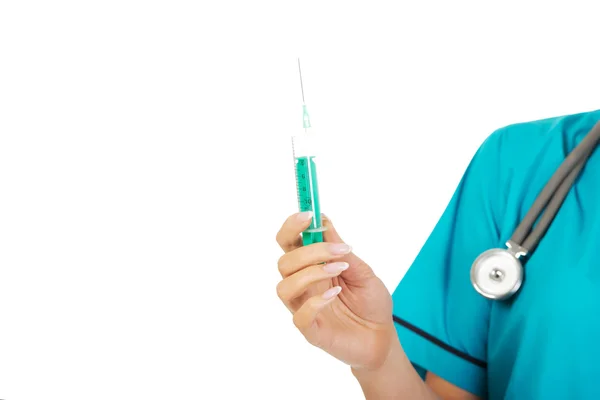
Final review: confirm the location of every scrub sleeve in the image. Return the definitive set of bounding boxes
[391,130,506,397]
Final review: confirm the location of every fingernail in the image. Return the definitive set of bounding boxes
[330,243,352,255]
[323,262,349,274]
[322,286,342,300]
[297,211,313,222]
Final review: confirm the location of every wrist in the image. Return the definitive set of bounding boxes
[351,328,405,379]
[351,328,428,399]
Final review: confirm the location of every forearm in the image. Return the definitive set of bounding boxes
[351,334,440,400]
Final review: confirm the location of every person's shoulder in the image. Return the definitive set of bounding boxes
[475,109,600,228]
[490,108,600,147]
[483,108,600,167]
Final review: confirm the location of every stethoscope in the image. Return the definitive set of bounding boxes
[470,121,600,301]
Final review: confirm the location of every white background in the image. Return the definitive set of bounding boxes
[1,1,599,399]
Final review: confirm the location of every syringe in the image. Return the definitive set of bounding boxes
[292,58,327,246]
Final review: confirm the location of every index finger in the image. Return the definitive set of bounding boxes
[276,211,314,252]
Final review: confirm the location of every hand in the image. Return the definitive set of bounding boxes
[275,212,395,370]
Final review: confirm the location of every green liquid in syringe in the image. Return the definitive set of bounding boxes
[295,156,323,245]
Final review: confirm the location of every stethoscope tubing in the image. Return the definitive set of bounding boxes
[510,122,600,254]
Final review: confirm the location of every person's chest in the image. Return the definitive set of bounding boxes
[485,159,600,399]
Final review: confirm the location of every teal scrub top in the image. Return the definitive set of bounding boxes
[391,109,600,399]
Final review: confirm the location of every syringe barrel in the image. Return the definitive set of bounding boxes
[292,132,326,245]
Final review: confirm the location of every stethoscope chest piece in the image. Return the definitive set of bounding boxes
[470,246,524,300]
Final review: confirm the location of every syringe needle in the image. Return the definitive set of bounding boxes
[298,58,311,130]
[298,58,305,104]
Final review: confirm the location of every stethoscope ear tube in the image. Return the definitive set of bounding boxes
[471,121,600,300]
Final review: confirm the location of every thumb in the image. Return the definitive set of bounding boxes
[321,214,375,281]
[321,214,345,243]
